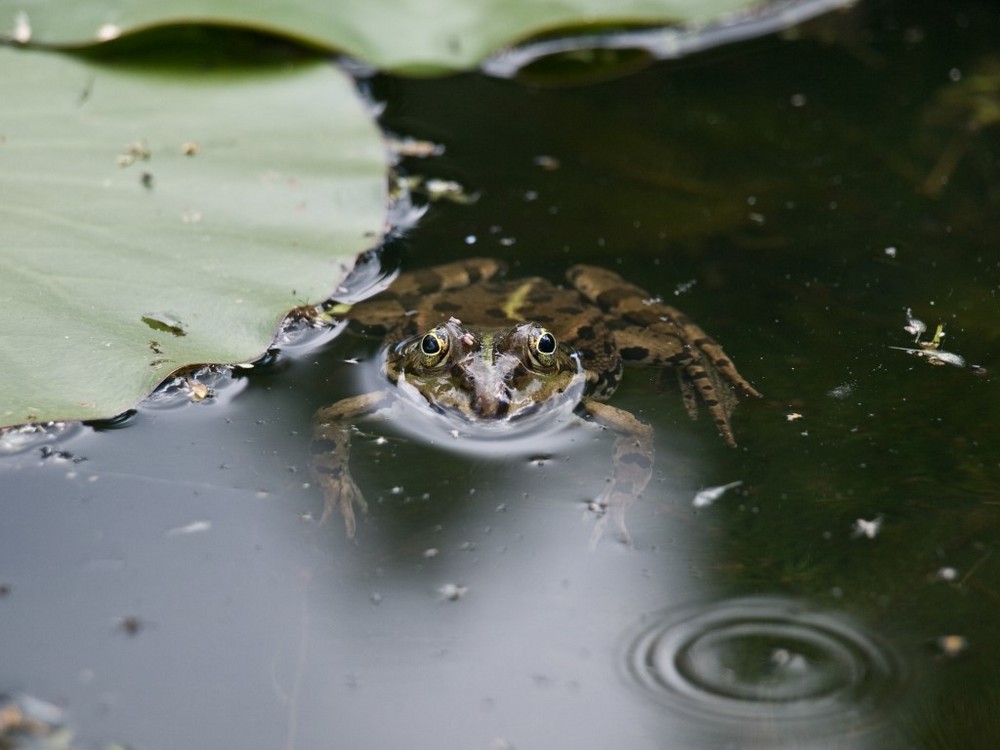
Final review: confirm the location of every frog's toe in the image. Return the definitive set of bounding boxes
[317,473,368,538]
[587,486,634,548]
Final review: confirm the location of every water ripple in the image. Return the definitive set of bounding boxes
[622,596,905,735]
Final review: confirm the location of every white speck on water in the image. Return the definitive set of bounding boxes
[828,382,854,399]
[852,516,883,539]
[935,567,958,582]
[438,583,468,601]
[693,480,743,508]
[165,520,212,536]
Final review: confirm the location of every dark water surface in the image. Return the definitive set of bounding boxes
[3,0,999,747]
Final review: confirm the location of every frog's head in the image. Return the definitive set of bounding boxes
[384,317,584,421]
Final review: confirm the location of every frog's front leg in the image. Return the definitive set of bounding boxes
[579,399,654,545]
[311,391,392,538]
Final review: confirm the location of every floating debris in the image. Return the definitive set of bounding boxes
[388,137,445,159]
[396,175,479,204]
[438,583,468,601]
[116,140,151,168]
[933,566,959,582]
[891,310,967,368]
[933,634,969,658]
[852,516,883,539]
[827,382,854,399]
[693,480,743,508]
[533,154,560,170]
[903,307,926,341]
[185,378,211,402]
[116,615,144,636]
[165,520,212,536]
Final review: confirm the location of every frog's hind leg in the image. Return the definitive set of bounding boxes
[611,327,744,447]
[568,264,760,447]
[568,264,760,399]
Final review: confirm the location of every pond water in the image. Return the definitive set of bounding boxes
[2,0,999,748]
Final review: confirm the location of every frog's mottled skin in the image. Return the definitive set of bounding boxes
[312,258,760,541]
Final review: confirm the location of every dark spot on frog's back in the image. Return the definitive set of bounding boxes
[412,270,445,295]
[575,325,596,341]
[434,301,461,313]
[486,307,507,319]
[620,346,650,362]
[556,306,584,315]
[597,288,636,308]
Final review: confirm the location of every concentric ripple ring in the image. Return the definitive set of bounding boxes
[622,596,905,730]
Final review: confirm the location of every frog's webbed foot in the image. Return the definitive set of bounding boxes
[580,399,654,547]
[314,465,368,538]
[310,391,391,538]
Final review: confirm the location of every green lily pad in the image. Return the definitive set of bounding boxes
[0,0,835,74]
[0,46,387,427]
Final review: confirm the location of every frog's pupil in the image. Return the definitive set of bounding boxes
[421,334,441,355]
[537,332,556,354]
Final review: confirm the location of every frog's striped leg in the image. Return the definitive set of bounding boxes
[311,390,392,538]
[609,326,744,447]
[568,265,761,447]
[579,398,654,546]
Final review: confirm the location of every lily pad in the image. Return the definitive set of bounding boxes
[1,0,847,74]
[0,46,387,427]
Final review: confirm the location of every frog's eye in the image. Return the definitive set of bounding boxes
[529,328,558,366]
[418,329,449,366]
[536,331,557,355]
[421,333,442,355]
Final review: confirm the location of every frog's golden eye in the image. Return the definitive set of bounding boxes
[528,328,558,366]
[421,333,441,355]
[418,329,449,366]
[535,331,557,355]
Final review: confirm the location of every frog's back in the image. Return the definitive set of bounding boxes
[351,265,603,340]
[426,277,598,333]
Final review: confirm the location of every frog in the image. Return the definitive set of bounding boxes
[311,258,760,541]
